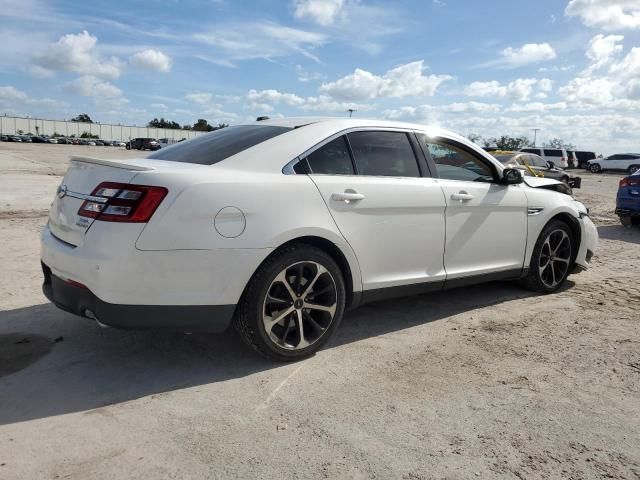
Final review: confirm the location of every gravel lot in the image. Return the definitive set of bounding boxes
[1,143,639,479]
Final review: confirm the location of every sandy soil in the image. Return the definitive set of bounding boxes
[0,143,639,479]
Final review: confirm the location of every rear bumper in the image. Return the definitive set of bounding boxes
[616,207,640,217]
[42,263,235,332]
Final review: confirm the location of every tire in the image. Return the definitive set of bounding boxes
[234,244,346,361]
[628,165,640,175]
[520,220,574,293]
[125,144,130,150]
[589,164,601,173]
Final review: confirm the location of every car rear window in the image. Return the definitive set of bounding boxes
[148,125,292,165]
[493,155,513,164]
[544,149,563,157]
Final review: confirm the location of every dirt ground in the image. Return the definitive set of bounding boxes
[0,143,639,479]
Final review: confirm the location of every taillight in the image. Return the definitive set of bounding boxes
[78,182,168,222]
[620,178,630,188]
[620,177,640,188]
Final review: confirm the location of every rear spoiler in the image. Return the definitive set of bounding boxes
[70,156,155,171]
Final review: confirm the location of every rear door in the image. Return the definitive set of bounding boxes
[418,135,528,279]
[307,130,447,291]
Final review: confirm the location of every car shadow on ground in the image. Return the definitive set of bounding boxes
[598,224,640,244]
[0,280,548,425]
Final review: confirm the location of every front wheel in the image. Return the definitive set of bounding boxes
[589,164,601,173]
[520,220,574,293]
[235,244,346,361]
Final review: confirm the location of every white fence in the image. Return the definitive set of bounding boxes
[0,115,205,141]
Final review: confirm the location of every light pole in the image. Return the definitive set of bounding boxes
[347,109,356,118]
[531,128,541,147]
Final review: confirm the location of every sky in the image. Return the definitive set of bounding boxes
[1,0,640,154]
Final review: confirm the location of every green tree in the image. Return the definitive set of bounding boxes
[80,131,99,139]
[71,113,94,123]
[147,118,182,129]
[490,135,533,150]
[466,133,482,145]
[543,138,576,150]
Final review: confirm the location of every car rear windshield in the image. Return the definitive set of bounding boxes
[493,155,513,163]
[148,125,292,165]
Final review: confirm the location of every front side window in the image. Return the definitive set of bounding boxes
[418,135,495,182]
[148,125,291,165]
[347,131,420,177]
[306,136,355,175]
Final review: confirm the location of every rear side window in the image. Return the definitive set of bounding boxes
[148,125,291,165]
[347,131,420,177]
[576,151,596,161]
[521,148,538,154]
[544,149,563,157]
[306,136,355,175]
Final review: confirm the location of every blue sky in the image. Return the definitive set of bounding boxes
[1,0,640,153]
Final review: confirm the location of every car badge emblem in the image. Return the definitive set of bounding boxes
[57,184,68,199]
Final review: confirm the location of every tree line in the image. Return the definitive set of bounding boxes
[466,133,576,151]
[68,113,228,132]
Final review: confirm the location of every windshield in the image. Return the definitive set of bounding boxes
[148,125,292,165]
[493,155,513,164]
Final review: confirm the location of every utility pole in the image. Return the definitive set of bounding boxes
[531,128,541,147]
[347,109,356,118]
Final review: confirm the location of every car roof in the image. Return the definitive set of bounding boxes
[242,116,465,140]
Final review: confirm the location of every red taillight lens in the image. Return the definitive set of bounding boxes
[78,182,168,222]
[620,177,640,188]
[620,178,630,188]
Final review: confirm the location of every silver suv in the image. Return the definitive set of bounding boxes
[520,148,569,169]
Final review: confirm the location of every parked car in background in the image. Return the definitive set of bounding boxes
[41,118,598,361]
[126,137,160,151]
[492,150,581,189]
[575,151,596,168]
[586,154,640,174]
[31,136,46,143]
[94,140,104,146]
[616,170,640,227]
[47,137,58,144]
[20,135,32,142]
[9,136,22,142]
[0,135,7,141]
[57,138,70,144]
[566,150,578,168]
[520,147,569,169]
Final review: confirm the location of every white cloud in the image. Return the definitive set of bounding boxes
[292,0,346,25]
[150,103,168,111]
[193,22,326,65]
[585,34,624,73]
[0,85,69,113]
[33,30,123,79]
[243,89,369,114]
[320,61,452,101]
[185,92,213,104]
[506,102,568,112]
[565,0,640,30]
[464,78,551,102]
[246,89,305,112]
[130,49,171,72]
[64,75,122,98]
[497,43,557,68]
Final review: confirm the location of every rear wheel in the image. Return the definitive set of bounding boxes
[234,244,346,361]
[628,165,640,174]
[520,220,574,293]
[589,164,601,173]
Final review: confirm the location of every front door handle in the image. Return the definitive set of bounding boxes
[331,191,365,203]
[451,191,474,202]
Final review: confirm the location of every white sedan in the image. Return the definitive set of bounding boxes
[41,118,598,361]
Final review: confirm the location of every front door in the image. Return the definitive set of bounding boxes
[418,135,528,279]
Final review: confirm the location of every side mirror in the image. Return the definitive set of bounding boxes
[502,168,524,185]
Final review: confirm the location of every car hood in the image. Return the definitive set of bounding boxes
[523,176,572,195]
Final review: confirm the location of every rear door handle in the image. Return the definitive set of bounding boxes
[451,191,474,202]
[331,191,365,203]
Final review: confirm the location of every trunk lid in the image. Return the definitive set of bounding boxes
[48,156,155,246]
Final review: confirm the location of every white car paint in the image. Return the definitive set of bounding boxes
[587,154,640,173]
[41,117,598,346]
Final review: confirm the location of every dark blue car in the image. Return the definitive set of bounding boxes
[616,170,640,226]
